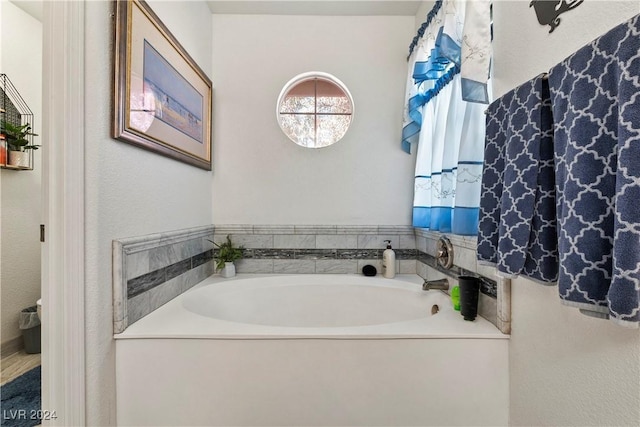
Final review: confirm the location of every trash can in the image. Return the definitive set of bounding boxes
[19,305,41,354]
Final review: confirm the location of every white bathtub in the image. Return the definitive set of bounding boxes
[115,274,508,426]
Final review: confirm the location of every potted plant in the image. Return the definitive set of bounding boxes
[1,121,39,168]
[211,235,244,278]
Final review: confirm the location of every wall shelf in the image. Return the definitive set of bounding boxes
[1,74,36,171]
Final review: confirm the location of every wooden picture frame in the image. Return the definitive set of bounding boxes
[113,0,212,170]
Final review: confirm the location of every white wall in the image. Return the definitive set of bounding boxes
[211,14,416,225]
[492,1,640,425]
[1,0,42,348]
[83,0,213,423]
[80,1,640,424]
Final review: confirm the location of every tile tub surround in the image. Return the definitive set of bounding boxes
[415,228,512,334]
[212,225,417,275]
[113,225,215,333]
[112,224,509,334]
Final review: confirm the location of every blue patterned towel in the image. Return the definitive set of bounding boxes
[549,14,640,328]
[477,75,558,284]
[477,90,508,266]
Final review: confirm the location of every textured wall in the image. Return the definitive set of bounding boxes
[83,0,213,423]
[210,14,416,225]
[0,1,42,350]
[492,1,640,425]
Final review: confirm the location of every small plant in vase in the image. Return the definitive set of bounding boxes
[1,121,39,168]
[210,235,244,278]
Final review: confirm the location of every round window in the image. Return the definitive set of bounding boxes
[276,72,354,148]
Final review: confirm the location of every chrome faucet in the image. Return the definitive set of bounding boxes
[422,278,449,291]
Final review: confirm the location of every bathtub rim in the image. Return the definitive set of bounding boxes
[115,273,509,340]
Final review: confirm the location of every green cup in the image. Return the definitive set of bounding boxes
[450,285,460,311]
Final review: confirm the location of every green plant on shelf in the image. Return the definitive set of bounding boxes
[1,120,39,152]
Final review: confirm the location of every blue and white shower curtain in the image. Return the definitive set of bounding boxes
[403,0,492,235]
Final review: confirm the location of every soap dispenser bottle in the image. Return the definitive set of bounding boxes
[382,240,396,278]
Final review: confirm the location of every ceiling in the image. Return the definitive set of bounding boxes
[10,0,43,21]
[206,0,424,16]
[8,1,424,24]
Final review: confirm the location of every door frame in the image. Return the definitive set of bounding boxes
[41,1,86,425]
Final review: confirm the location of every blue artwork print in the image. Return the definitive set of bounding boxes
[530,0,584,33]
[143,40,204,144]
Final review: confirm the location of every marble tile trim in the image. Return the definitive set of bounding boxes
[214,225,415,236]
[496,276,512,334]
[235,248,417,261]
[116,225,215,255]
[413,228,478,251]
[127,250,213,299]
[113,225,214,334]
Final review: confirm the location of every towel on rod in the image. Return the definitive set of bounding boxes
[548,13,640,328]
[477,91,508,266]
[498,75,557,283]
[477,74,558,284]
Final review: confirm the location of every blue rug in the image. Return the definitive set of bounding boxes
[0,366,41,427]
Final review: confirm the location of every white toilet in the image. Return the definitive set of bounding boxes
[37,298,42,320]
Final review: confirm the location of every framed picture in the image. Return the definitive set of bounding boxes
[113,0,212,170]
